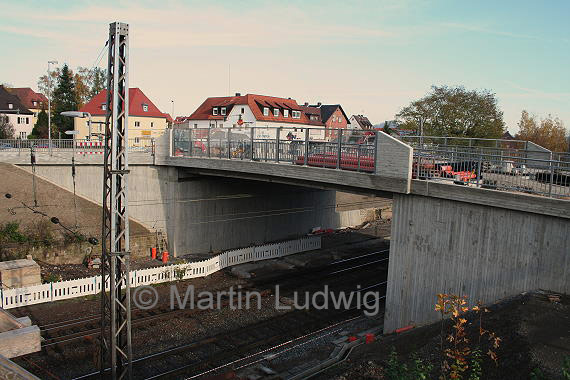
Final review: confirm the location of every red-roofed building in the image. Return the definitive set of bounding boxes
[74,88,171,144]
[180,93,336,140]
[9,88,48,125]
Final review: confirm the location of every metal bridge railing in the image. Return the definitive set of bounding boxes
[172,127,378,173]
[413,146,570,198]
[0,138,154,153]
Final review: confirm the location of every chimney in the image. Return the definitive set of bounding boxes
[304,102,309,106]
[317,102,322,107]
[235,92,241,96]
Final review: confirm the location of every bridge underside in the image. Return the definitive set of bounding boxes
[18,164,389,256]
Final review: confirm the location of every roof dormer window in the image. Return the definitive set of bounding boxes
[32,101,37,107]
[7,103,13,109]
[101,103,107,110]
[284,109,289,117]
[263,107,269,116]
[142,104,148,112]
[273,108,279,117]
[221,107,226,116]
[292,110,301,119]
[213,107,218,115]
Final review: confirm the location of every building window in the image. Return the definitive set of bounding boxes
[26,117,29,124]
[134,137,140,144]
[142,104,148,112]
[151,122,154,128]
[135,121,140,127]
[292,110,301,119]
[284,109,289,117]
[8,103,13,110]
[32,101,37,107]
[241,107,245,114]
[213,108,218,115]
[194,123,198,128]
[221,107,226,116]
[20,132,26,139]
[263,107,269,116]
[101,103,106,110]
[273,108,279,117]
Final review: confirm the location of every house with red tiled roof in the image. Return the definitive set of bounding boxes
[9,87,48,125]
[74,88,171,144]
[181,93,337,140]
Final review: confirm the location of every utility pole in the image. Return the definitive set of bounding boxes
[100,22,132,380]
[30,145,37,207]
[47,60,58,153]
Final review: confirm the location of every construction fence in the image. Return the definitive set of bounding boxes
[1,235,321,310]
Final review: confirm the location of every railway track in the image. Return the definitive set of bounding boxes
[76,280,387,380]
[40,248,389,348]
[18,238,390,379]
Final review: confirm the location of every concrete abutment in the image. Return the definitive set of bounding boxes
[384,192,570,333]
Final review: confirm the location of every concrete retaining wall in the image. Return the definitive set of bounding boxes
[384,193,570,333]
[526,141,551,167]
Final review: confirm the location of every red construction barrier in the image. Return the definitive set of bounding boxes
[162,251,169,263]
[395,325,414,334]
[77,141,104,154]
[151,247,157,260]
[295,153,375,173]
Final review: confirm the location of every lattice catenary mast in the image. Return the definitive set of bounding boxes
[101,21,132,379]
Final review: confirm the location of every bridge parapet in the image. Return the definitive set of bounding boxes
[375,131,412,193]
[166,127,413,194]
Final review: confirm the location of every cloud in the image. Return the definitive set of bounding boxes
[0,2,396,49]
[500,83,570,104]
[440,22,539,40]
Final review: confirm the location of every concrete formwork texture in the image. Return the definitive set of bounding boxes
[384,192,570,333]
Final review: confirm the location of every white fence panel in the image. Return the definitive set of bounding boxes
[2,283,52,309]
[134,266,173,286]
[226,247,254,266]
[1,236,321,309]
[52,277,97,301]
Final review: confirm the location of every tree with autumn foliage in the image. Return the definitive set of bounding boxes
[515,110,568,152]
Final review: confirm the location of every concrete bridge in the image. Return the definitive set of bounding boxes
[1,129,568,332]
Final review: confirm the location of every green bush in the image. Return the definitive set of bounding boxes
[385,348,432,380]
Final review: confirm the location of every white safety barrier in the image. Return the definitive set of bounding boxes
[77,141,104,154]
[0,236,321,309]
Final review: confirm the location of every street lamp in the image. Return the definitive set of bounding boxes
[47,61,58,150]
[61,111,93,140]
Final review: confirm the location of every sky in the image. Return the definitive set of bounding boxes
[1,0,569,134]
